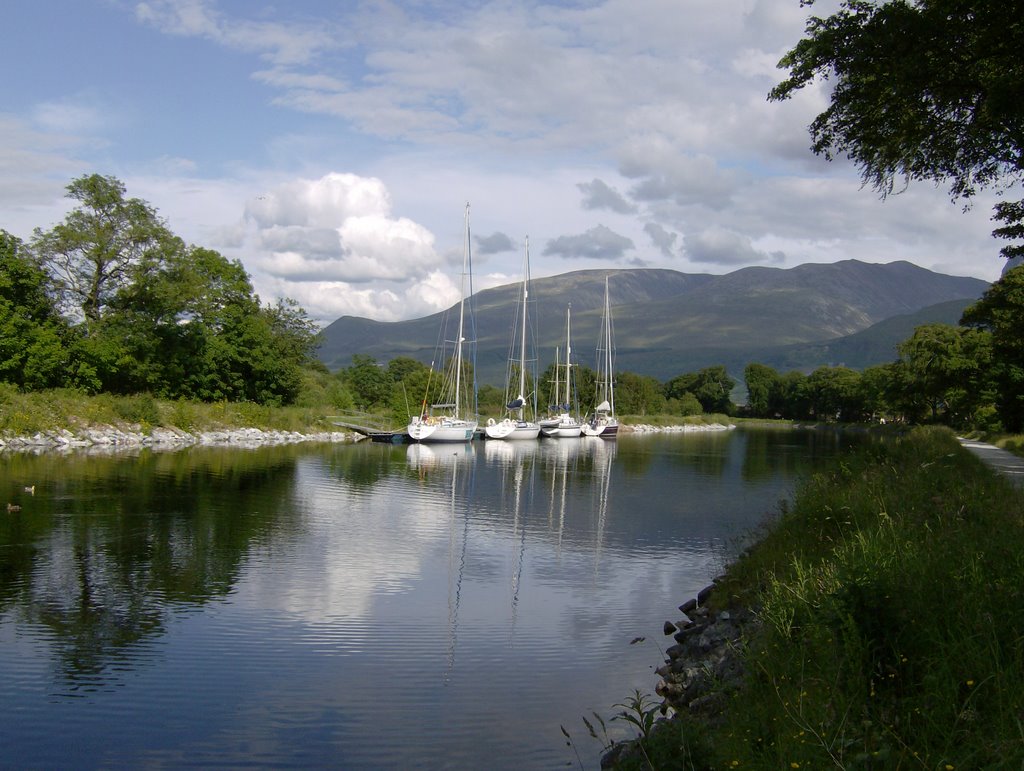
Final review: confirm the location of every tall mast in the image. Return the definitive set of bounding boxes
[517,238,529,419]
[454,203,470,420]
[598,274,614,415]
[564,304,572,408]
[604,277,614,415]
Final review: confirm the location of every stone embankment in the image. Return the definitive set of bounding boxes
[602,583,757,769]
[0,425,358,453]
[626,423,735,434]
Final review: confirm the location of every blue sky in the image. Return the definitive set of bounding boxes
[1,0,1005,323]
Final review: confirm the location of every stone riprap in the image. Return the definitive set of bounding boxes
[0,426,358,453]
[601,584,757,768]
[626,423,735,434]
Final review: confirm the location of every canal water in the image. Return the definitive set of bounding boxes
[0,428,861,768]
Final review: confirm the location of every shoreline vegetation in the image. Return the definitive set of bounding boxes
[0,388,737,453]
[598,426,1024,769]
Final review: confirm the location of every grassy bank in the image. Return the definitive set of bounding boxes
[615,426,1024,769]
[0,386,339,436]
[0,388,742,439]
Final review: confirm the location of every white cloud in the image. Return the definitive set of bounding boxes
[0,0,1007,334]
[134,0,336,65]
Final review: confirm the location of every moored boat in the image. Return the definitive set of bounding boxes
[582,276,619,438]
[540,305,583,438]
[485,238,540,441]
[407,204,479,443]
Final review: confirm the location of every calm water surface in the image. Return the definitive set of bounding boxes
[0,428,862,768]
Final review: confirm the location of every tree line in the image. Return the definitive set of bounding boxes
[740,267,1024,432]
[1,174,320,405]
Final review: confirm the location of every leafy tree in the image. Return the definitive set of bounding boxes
[744,363,781,417]
[104,244,317,404]
[666,366,736,414]
[775,370,811,420]
[386,356,428,383]
[31,174,179,329]
[895,322,994,425]
[296,367,354,410]
[0,230,70,388]
[858,363,900,421]
[665,392,703,417]
[695,366,736,414]
[344,355,392,408]
[805,366,864,422]
[391,361,436,422]
[771,1,1023,202]
[613,371,664,416]
[771,1,1024,263]
[962,267,1024,430]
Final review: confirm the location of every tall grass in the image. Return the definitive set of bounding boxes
[0,387,340,436]
[621,427,1024,768]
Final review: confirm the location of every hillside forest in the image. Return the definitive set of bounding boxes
[2,173,1023,432]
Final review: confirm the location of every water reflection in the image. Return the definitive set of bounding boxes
[1,446,304,692]
[0,428,868,768]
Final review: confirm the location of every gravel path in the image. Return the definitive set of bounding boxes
[958,438,1024,488]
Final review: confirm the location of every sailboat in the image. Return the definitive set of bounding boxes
[539,305,583,438]
[407,204,479,443]
[582,276,619,438]
[485,238,540,440]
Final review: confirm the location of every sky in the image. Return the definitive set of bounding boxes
[0,0,1008,325]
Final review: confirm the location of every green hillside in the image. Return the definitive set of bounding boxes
[317,260,988,384]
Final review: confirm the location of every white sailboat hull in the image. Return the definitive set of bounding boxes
[407,417,477,443]
[539,415,583,438]
[485,419,541,440]
[581,418,619,438]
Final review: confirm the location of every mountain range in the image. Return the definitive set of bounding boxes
[316,260,990,384]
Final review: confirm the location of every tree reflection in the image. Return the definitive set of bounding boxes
[0,446,307,688]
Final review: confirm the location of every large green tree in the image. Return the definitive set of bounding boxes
[771,1,1023,202]
[962,267,1024,430]
[0,231,70,388]
[666,365,735,414]
[895,322,994,425]
[31,174,179,330]
[110,246,318,404]
[744,363,781,417]
[25,175,319,404]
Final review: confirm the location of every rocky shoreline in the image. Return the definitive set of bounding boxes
[627,422,735,434]
[601,583,757,769]
[0,425,359,454]
[1,420,735,454]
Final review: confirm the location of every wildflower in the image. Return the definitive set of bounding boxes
[966,680,974,687]
[945,765,955,770]
[791,763,800,769]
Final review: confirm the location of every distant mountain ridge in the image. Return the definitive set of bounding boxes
[317,260,989,383]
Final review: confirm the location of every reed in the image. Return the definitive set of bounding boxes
[608,426,1024,768]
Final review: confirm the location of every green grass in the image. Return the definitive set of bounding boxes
[0,385,341,436]
[608,426,1024,769]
